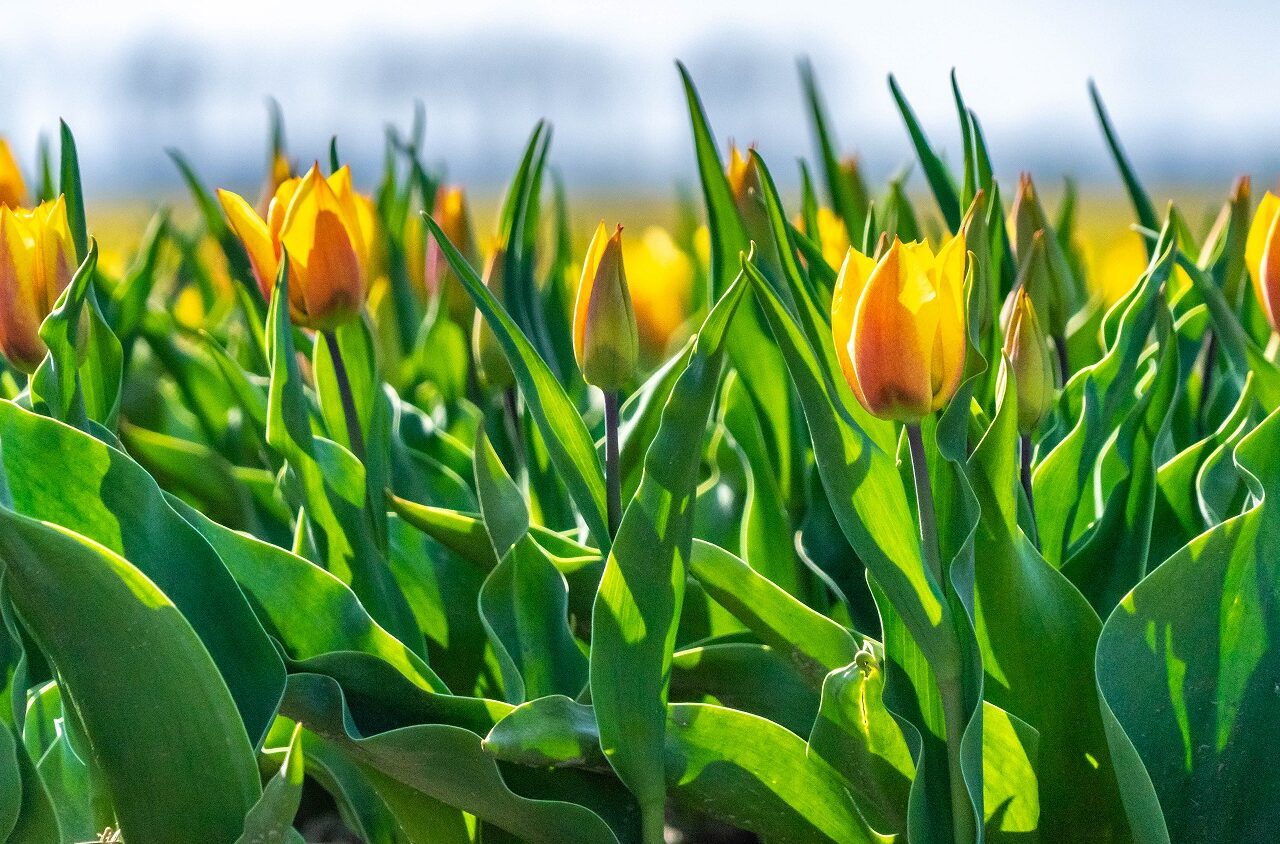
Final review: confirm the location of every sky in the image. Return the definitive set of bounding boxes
[1,1,1276,201]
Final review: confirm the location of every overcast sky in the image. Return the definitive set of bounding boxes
[2,1,1276,198]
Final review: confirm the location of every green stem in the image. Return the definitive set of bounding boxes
[1020,433,1040,550]
[604,390,622,538]
[907,422,975,844]
[323,329,366,464]
[641,799,665,844]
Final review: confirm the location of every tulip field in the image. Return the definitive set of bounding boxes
[0,60,1275,844]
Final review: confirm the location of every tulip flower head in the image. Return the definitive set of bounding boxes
[218,163,373,330]
[425,185,480,325]
[0,197,76,372]
[726,143,781,275]
[1246,190,1280,332]
[573,222,638,391]
[0,140,26,209]
[472,248,514,391]
[999,287,1056,434]
[831,235,967,422]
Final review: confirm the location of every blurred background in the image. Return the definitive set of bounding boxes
[3,0,1276,213]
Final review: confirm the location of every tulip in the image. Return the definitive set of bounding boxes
[1008,173,1076,339]
[623,226,693,358]
[1246,189,1280,332]
[573,222,638,392]
[472,248,514,391]
[425,185,480,325]
[0,197,76,372]
[1000,287,1055,434]
[831,235,967,422]
[0,140,26,209]
[218,163,372,330]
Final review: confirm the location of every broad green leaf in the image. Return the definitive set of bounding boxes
[0,508,261,844]
[669,643,819,738]
[0,401,285,749]
[1097,406,1280,843]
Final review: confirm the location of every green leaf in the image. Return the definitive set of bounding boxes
[58,120,89,263]
[0,509,261,844]
[1088,81,1159,240]
[281,673,621,844]
[0,401,285,749]
[589,277,744,838]
[422,212,610,546]
[888,75,961,231]
[1097,406,1280,843]
[799,58,866,243]
[238,722,306,844]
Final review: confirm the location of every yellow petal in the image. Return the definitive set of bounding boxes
[0,206,44,371]
[218,188,278,299]
[0,140,26,209]
[573,221,610,365]
[831,246,877,406]
[280,166,363,328]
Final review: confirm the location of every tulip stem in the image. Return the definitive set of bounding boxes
[1020,434,1040,550]
[323,329,366,464]
[907,422,975,844]
[906,423,942,585]
[1199,331,1218,434]
[604,390,622,538]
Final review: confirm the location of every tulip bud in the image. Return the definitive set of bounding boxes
[1245,189,1280,332]
[219,163,371,330]
[1000,287,1056,433]
[473,249,514,391]
[1008,173,1075,337]
[573,223,638,391]
[0,140,26,209]
[726,143,781,277]
[831,235,967,422]
[1200,176,1250,301]
[838,156,872,221]
[0,197,76,372]
[426,185,481,325]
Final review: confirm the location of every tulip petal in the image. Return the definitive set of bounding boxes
[850,241,934,420]
[218,188,278,299]
[0,140,26,209]
[1248,191,1280,327]
[573,221,610,366]
[831,247,877,406]
[0,207,44,370]
[280,167,364,328]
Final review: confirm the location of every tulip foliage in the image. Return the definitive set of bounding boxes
[0,63,1275,844]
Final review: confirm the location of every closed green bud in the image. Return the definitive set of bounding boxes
[1001,286,1056,434]
[573,222,639,391]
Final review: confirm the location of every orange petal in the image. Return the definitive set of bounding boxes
[850,240,933,421]
[1248,191,1280,329]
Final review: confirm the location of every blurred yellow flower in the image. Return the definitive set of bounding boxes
[813,207,850,270]
[0,140,26,209]
[622,226,694,357]
[0,197,76,372]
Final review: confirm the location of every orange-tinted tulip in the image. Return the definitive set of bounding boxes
[1000,287,1055,433]
[218,163,372,330]
[0,197,76,372]
[425,185,480,325]
[573,222,638,391]
[0,140,25,209]
[1246,190,1280,332]
[473,248,514,390]
[831,235,967,422]
[726,143,781,275]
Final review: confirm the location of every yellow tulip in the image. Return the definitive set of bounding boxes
[425,185,480,325]
[218,163,372,330]
[1000,287,1055,433]
[0,140,25,209]
[472,248,514,390]
[831,235,967,422]
[813,207,851,270]
[573,222,638,391]
[1246,189,1280,332]
[726,143,781,276]
[0,197,76,372]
